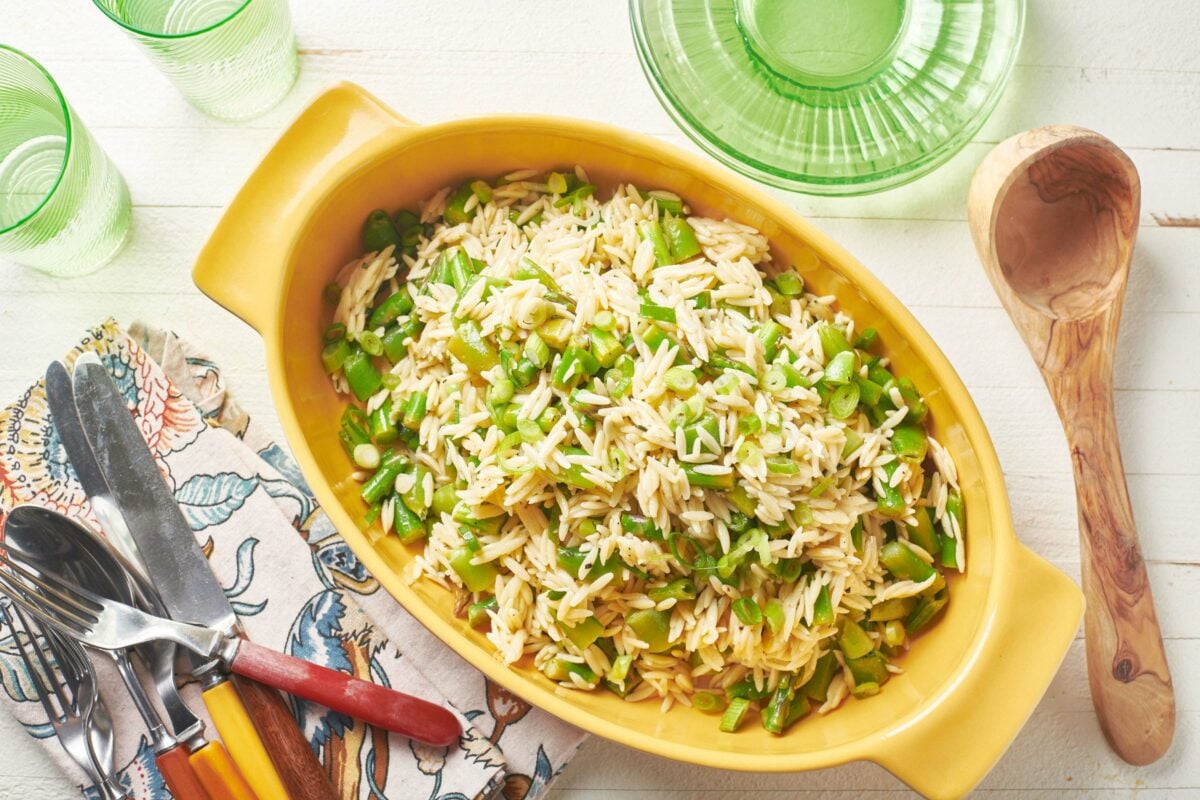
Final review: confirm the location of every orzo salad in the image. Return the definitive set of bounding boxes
[320,167,965,736]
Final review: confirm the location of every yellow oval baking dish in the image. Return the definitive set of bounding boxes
[194,83,1083,799]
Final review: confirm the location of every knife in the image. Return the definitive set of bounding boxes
[46,361,258,800]
[70,353,338,800]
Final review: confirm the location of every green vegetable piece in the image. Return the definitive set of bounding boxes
[764,598,786,636]
[812,584,834,625]
[393,499,427,544]
[663,217,702,261]
[719,696,751,733]
[757,320,786,361]
[352,443,380,470]
[543,658,597,685]
[854,327,878,350]
[651,192,684,216]
[323,322,347,343]
[621,512,664,541]
[443,181,477,225]
[817,322,852,362]
[829,382,861,420]
[359,450,408,505]
[538,318,572,351]
[940,530,959,570]
[589,328,624,368]
[838,618,874,660]
[784,692,811,728]
[906,506,939,556]
[608,652,634,684]
[431,483,458,517]
[343,348,382,402]
[732,597,763,626]
[683,464,733,490]
[401,465,431,517]
[323,282,342,306]
[626,608,672,653]
[869,596,916,622]
[892,423,928,463]
[883,619,907,647]
[362,209,402,253]
[801,652,838,702]
[448,546,498,592]
[762,674,796,735]
[561,616,605,650]
[905,593,949,635]
[768,558,803,583]
[368,289,415,328]
[560,447,597,489]
[774,270,803,296]
[693,691,726,714]
[321,338,353,374]
[382,320,418,363]
[875,460,907,518]
[854,375,884,407]
[648,579,696,603]
[638,219,673,267]
[448,320,500,374]
[402,391,428,431]
[369,398,398,445]
[639,302,677,324]
[726,677,770,701]
[880,541,936,582]
[339,406,371,450]
[852,681,881,699]
[846,651,890,687]
[824,350,858,385]
[664,366,697,395]
[467,596,498,629]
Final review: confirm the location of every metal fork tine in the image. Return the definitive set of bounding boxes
[0,554,101,627]
[13,605,74,716]
[1,604,64,724]
[0,569,93,637]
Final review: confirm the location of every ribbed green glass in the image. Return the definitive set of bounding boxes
[93,0,299,121]
[0,46,131,276]
[630,0,1025,196]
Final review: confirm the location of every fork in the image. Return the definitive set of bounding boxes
[2,602,128,800]
[0,550,463,745]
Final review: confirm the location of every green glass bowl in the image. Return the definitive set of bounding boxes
[630,0,1025,196]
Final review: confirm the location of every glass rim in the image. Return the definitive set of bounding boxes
[91,0,255,40]
[0,45,72,236]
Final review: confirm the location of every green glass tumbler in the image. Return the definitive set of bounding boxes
[93,0,299,121]
[0,46,131,276]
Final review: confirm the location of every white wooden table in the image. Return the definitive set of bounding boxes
[1,2,1196,797]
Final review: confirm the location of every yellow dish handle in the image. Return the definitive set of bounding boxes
[188,740,259,800]
[203,680,289,800]
[193,82,413,333]
[872,542,1084,800]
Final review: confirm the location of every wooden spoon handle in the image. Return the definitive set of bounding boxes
[1061,387,1174,764]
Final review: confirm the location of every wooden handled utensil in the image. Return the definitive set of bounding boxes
[967,125,1175,765]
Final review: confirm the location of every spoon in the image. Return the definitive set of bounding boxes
[4,506,254,798]
[967,125,1175,765]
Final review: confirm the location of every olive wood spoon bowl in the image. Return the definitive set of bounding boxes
[968,125,1174,765]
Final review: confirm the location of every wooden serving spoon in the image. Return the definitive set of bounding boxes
[968,125,1174,765]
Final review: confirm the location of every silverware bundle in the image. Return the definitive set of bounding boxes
[0,356,459,800]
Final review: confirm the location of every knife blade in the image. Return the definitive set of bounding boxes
[47,362,204,739]
[72,353,337,800]
[47,361,258,800]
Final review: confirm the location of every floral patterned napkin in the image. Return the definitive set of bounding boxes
[0,320,586,799]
